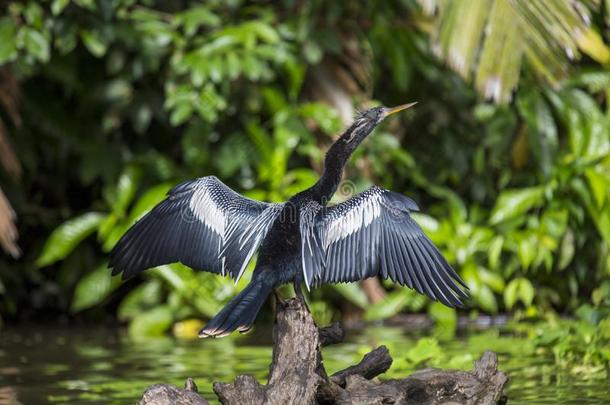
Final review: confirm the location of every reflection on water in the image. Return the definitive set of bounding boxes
[0,324,607,404]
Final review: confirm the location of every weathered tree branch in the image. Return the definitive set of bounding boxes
[330,345,393,386]
[214,299,323,404]
[138,298,508,404]
[139,378,207,405]
[319,322,345,347]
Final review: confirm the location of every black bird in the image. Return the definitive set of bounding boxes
[109,103,468,337]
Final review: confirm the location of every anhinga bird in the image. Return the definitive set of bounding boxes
[109,103,468,337]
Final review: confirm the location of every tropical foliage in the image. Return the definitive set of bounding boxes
[0,0,609,369]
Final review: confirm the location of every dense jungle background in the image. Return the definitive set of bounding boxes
[1,0,610,402]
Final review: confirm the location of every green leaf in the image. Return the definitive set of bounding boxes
[364,290,410,321]
[299,102,342,134]
[176,6,221,36]
[111,166,142,216]
[556,89,610,161]
[517,90,558,175]
[81,30,107,57]
[473,0,522,103]
[476,285,498,313]
[170,102,194,126]
[128,305,173,338]
[517,235,536,269]
[332,283,369,308]
[0,18,17,63]
[20,27,49,62]
[490,187,545,224]
[570,70,610,92]
[585,169,609,209]
[117,279,162,321]
[150,265,187,292]
[71,263,120,312]
[558,230,575,271]
[74,0,96,11]
[421,0,602,102]
[405,337,442,365]
[23,3,43,28]
[518,278,535,307]
[98,213,118,242]
[127,183,172,223]
[37,212,106,267]
[51,0,70,15]
[575,26,610,64]
[504,279,518,309]
[488,236,504,270]
[428,302,457,331]
[249,21,279,44]
[504,278,535,309]
[591,209,610,244]
[478,268,505,293]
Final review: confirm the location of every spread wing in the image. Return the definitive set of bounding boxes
[109,176,283,281]
[300,186,468,307]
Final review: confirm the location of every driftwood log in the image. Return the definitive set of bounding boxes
[139,298,508,405]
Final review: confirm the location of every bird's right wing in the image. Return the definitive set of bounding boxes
[300,186,468,307]
[109,176,283,280]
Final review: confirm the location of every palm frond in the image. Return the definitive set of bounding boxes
[419,0,610,103]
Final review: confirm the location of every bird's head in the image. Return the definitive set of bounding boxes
[318,102,418,199]
[343,102,417,144]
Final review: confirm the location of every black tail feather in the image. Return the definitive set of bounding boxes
[199,280,271,338]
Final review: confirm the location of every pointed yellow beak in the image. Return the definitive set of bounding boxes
[382,102,418,118]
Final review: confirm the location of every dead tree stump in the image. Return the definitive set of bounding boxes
[139,298,508,404]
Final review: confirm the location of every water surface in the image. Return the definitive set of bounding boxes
[0,324,607,403]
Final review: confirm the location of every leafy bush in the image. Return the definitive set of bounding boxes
[0,1,608,338]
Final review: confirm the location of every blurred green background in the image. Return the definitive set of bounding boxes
[1,0,610,391]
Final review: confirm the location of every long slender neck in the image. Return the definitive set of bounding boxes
[309,119,375,204]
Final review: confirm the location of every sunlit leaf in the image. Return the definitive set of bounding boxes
[19,27,49,62]
[517,234,536,269]
[475,285,498,314]
[488,236,504,270]
[170,102,194,126]
[558,230,575,271]
[570,69,610,92]
[518,278,535,307]
[420,0,610,103]
[585,169,609,209]
[128,305,174,338]
[71,263,121,312]
[37,212,106,267]
[51,0,70,15]
[428,302,456,331]
[364,290,410,321]
[504,277,535,309]
[517,90,558,175]
[490,187,545,224]
[117,279,162,321]
[332,283,369,308]
[478,268,505,293]
[405,337,442,365]
[175,6,221,36]
[0,18,17,63]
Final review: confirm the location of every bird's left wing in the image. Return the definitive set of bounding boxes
[110,176,283,281]
[300,186,468,307]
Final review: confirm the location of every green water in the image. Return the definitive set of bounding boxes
[0,324,608,404]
